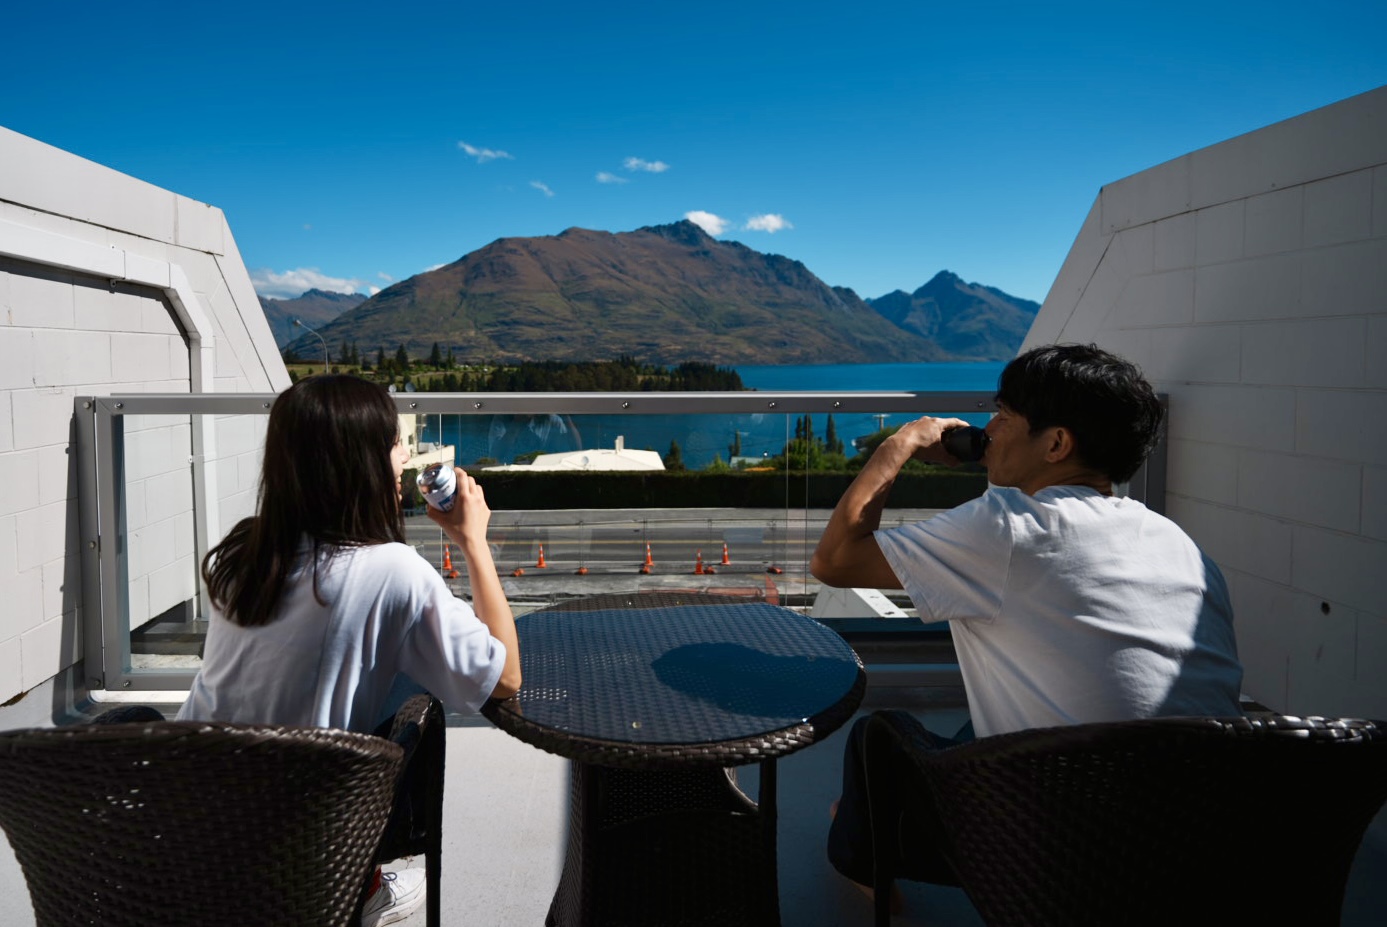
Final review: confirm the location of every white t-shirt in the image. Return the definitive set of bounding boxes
[178,540,505,731]
[876,485,1243,738]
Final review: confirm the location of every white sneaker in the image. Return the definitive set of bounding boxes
[361,868,426,926]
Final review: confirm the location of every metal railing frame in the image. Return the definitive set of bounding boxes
[74,389,1166,693]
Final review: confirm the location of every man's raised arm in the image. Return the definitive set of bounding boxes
[810,416,968,590]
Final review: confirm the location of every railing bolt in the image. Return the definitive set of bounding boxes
[833,401,841,408]
[82,400,92,409]
[473,402,483,409]
[122,680,131,688]
[622,402,630,409]
[768,401,777,408]
[409,401,418,409]
[113,402,123,409]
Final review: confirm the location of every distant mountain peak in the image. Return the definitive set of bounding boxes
[636,219,715,247]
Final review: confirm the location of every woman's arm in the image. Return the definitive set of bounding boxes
[427,468,522,698]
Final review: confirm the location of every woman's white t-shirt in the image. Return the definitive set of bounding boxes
[178,540,505,731]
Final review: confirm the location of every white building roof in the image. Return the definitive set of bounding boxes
[482,436,664,472]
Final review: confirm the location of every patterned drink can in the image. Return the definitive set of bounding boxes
[416,463,458,512]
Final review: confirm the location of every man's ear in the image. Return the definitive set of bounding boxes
[1044,426,1078,463]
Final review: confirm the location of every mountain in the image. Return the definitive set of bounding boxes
[260,289,367,349]
[867,272,1039,361]
[283,221,1038,365]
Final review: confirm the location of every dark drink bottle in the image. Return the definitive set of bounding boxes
[942,425,990,462]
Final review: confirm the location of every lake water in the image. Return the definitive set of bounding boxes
[421,361,1005,469]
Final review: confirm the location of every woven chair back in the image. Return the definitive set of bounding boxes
[905,714,1387,927]
[0,719,403,927]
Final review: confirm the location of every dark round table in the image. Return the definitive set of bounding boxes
[483,592,866,927]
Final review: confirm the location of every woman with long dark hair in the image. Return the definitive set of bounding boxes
[178,372,520,730]
[178,374,520,924]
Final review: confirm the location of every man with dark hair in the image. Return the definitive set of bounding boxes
[811,343,1242,899]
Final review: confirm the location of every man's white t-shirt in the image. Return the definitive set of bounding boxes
[178,540,505,732]
[875,485,1242,738]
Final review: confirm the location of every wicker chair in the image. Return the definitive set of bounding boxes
[371,693,446,927]
[863,711,1387,927]
[0,715,403,927]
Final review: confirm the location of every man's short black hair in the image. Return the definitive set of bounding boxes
[995,343,1164,484]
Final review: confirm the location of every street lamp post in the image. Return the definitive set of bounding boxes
[293,318,330,372]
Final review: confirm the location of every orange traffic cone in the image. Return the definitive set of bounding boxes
[575,566,589,575]
[643,543,654,568]
[694,550,705,575]
[536,545,548,568]
[720,542,731,565]
[511,567,525,577]
[443,545,459,579]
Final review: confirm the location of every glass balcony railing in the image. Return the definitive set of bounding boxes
[74,390,1166,694]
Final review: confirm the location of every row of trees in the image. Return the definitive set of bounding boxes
[659,415,943,475]
[283,346,744,393]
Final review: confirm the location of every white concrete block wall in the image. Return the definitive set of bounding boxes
[1026,84,1387,718]
[0,125,289,710]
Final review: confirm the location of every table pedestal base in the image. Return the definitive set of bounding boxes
[546,760,781,927]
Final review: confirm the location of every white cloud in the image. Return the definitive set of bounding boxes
[624,156,670,173]
[377,271,394,282]
[685,210,729,236]
[367,285,381,296]
[745,213,794,233]
[530,180,555,197]
[422,263,447,273]
[458,141,514,163]
[596,171,628,184]
[251,267,369,300]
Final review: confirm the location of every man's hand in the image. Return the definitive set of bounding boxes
[885,415,975,466]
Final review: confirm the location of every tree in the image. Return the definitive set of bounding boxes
[728,431,742,459]
[394,344,410,370]
[825,414,844,455]
[377,346,387,371]
[663,440,685,471]
[429,342,442,368]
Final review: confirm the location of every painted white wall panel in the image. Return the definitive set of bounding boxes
[1241,318,1367,388]
[0,568,43,638]
[1146,323,1241,384]
[1244,186,1304,257]
[1237,450,1361,533]
[1195,200,1245,265]
[1374,164,1387,236]
[35,444,70,507]
[1300,239,1387,317]
[0,450,40,518]
[1165,497,1293,582]
[1281,592,1359,716]
[7,265,75,329]
[1304,170,1374,248]
[1292,525,1387,614]
[0,637,19,706]
[1153,211,1196,271]
[110,332,177,383]
[32,330,113,388]
[14,501,69,574]
[1165,437,1239,506]
[21,615,77,692]
[1353,614,1387,717]
[1101,156,1190,233]
[1110,269,1195,329]
[1166,384,1296,452]
[1295,390,1387,465]
[0,330,35,391]
[1194,254,1302,323]
[1365,466,1387,542]
[1222,573,1291,706]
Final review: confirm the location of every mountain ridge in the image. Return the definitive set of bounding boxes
[280,221,1038,364]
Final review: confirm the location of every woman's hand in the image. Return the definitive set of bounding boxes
[425,467,491,551]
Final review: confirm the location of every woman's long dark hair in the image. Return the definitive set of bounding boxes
[203,375,406,627]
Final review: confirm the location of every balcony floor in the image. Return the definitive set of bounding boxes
[3,692,1385,925]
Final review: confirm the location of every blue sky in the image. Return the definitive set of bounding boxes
[5,2,1385,304]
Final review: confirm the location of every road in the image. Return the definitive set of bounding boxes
[404,506,944,605]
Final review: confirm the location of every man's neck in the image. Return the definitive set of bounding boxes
[1019,468,1112,497]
